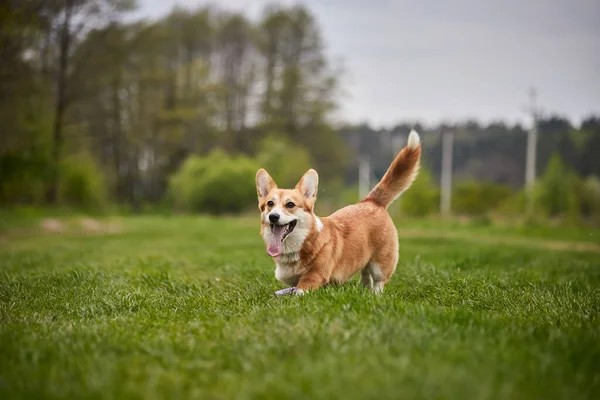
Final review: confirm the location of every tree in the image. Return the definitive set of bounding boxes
[43,0,135,204]
[0,0,54,205]
[255,135,313,188]
[536,153,578,218]
[398,164,439,217]
[256,6,346,181]
[214,12,255,144]
[579,117,600,177]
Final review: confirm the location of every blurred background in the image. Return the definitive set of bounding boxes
[1,0,599,226]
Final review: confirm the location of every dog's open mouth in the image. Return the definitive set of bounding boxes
[270,220,296,239]
[266,220,297,257]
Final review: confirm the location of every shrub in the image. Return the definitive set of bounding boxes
[495,189,528,217]
[313,179,359,215]
[496,153,580,222]
[536,153,579,219]
[169,149,259,214]
[577,175,600,223]
[453,181,513,216]
[396,165,439,217]
[59,153,106,210]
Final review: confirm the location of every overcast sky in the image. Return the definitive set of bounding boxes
[132,0,600,128]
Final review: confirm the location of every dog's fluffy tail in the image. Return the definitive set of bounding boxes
[363,129,421,208]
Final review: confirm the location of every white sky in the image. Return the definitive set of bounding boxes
[131,0,600,128]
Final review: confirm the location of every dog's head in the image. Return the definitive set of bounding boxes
[256,168,319,258]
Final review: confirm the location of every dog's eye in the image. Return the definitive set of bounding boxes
[286,202,295,209]
[267,201,274,207]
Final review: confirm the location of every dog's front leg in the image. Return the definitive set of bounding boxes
[295,271,327,295]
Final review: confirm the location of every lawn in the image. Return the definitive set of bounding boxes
[1,215,599,399]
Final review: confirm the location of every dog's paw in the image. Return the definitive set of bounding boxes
[275,287,296,296]
[295,288,306,296]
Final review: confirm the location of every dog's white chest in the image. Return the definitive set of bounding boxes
[275,261,301,287]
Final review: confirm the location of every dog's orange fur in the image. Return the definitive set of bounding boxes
[256,130,422,294]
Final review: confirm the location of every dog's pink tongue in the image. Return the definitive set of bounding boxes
[267,225,286,257]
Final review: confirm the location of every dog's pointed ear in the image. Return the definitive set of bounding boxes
[256,169,277,199]
[296,169,319,200]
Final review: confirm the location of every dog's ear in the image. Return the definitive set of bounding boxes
[256,169,277,199]
[296,169,319,201]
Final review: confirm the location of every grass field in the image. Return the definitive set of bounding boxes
[1,214,599,399]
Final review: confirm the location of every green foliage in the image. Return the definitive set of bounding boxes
[4,0,600,221]
[577,176,600,222]
[255,134,313,188]
[0,1,54,206]
[58,153,107,210]
[0,151,49,205]
[453,181,513,216]
[339,183,360,207]
[496,154,587,223]
[397,165,440,217]
[169,149,259,214]
[311,179,359,215]
[536,153,579,219]
[303,123,349,184]
[495,189,528,217]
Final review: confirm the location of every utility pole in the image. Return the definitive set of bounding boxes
[525,87,539,214]
[440,129,454,217]
[358,154,371,199]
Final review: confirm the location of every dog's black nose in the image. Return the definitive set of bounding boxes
[269,213,280,223]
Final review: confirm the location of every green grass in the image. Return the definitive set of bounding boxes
[1,215,599,399]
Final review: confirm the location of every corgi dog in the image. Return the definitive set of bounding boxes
[255,130,421,295]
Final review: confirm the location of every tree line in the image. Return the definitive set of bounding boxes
[1,1,599,222]
[342,117,600,189]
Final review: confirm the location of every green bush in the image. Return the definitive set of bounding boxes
[58,153,107,210]
[255,135,313,188]
[536,153,579,219]
[397,165,439,217]
[453,181,513,216]
[496,154,582,222]
[495,189,528,217]
[314,180,359,215]
[169,149,259,214]
[577,175,600,223]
